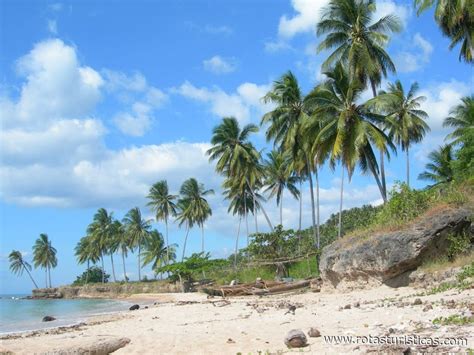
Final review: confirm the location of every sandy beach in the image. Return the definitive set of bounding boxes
[1,285,472,354]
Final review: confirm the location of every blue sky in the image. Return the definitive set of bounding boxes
[0,0,472,294]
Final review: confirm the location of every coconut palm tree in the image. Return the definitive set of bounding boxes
[317,0,402,200]
[9,250,38,289]
[87,208,113,283]
[122,207,152,282]
[142,230,177,277]
[177,178,214,254]
[368,81,430,187]
[32,234,57,288]
[175,199,194,261]
[262,150,300,226]
[146,180,178,265]
[111,220,130,282]
[415,0,473,63]
[443,95,474,145]
[418,144,454,185]
[306,63,394,238]
[74,236,99,284]
[207,117,274,230]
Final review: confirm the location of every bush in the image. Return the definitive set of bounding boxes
[72,266,109,285]
[447,231,471,261]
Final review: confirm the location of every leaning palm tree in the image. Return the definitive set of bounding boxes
[175,199,194,261]
[122,207,152,281]
[32,233,57,288]
[306,63,394,238]
[74,236,99,284]
[87,208,113,283]
[415,0,473,63]
[9,250,39,289]
[443,95,474,145]
[317,0,402,200]
[142,230,177,277]
[178,178,214,254]
[147,180,178,265]
[207,117,273,230]
[418,144,454,186]
[111,220,130,282]
[263,150,300,226]
[368,81,430,187]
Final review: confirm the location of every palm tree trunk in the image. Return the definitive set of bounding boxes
[365,148,387,203]
[406,147,410,188]
[23,264,39,289]
[307,162,317,246]
[122,251,127,282]
[165,218,170,265]
[48,265,52,288]
[315,167,321,249]
[110,254,117,282]
[138,244,141,282]
[45,269,48,288]
[371,82,387,202]
[101,254,105,283]
[253,194,259,233]
[246,179,273,230]
[244,197,249,260]
[279,197,283,226]
[234,217,242,269]
[181,224,190,261]
[201,224,205,253]
[298,179,302,254]
[86,260,90,284]
[338,166,345,239]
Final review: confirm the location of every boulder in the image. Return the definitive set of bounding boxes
[308,327,321,337]
[284,329,307,348]
[42,316,56,322]
[320,207,471,289]
[129,304,140,311]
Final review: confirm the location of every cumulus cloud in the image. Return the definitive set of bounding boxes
[395,33,433,73]
[172,81,273,124]
[203,56,236,74]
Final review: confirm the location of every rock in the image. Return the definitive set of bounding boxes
[226,338,235,344]
[413,298,422,305]
[52,337,130,354]
[423,304,433,312]
[344,304,351,309]
[42,316,56,322]
[229,280,238,286]
[308,328,321,337]
[284,329,307,348]
[353,301,360,308]
[319,207,471,289]
[144,306,148,309]
[129,304,140,311]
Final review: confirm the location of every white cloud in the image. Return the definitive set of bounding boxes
[373,0,410,27]
[113,102,153,137]
[203,56,236,74]
[395,33,433,73]
[278,0,329,38]
[47,20,57,34]
[173,81,272,124]
[102,70,147,92]
[264,40,294,53]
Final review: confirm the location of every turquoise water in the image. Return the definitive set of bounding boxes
[0,295,131,334]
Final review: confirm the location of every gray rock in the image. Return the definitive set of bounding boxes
[42,316,56,322]
[284,329,307,348]
[423,304,433,312]
[413,298,422,305]
[308,328,321,337]
[129,304,140,311]
[319,207,471,289]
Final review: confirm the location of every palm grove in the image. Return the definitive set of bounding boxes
[10,0,473,288]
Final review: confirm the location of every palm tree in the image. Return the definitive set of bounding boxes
[87,208,113,283]
[305,63,393,238]
[263,150,300,225]
[418,144,454,185]
[178,178,214,254]
[9,250,38,289]
[122,207,152,281]
[142,230,177,277]
[147,180,178,265]
[443,95,474,145]
[415,0,473,63]
[175,199,194,261]
[207,117,273,230]
[262,71,318,243]
[111,220,130,282]
[317,0,402,200]
[74,236,99,284]
[369,81,430,187]
[32,233,57,288]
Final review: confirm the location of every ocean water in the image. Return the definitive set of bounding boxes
[0,294,131,334]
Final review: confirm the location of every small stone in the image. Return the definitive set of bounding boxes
[344,304,351,309]
[284,329,308,348]
[129,304,140,311]
[308,328,321,337]
[226,338,235,344]
[413,298,422,306]
[422,304,433,312]
[42,316,56,322]
[353,301,360,308]
[144,306,148,309]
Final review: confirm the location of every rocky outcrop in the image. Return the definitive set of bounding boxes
[320,207,472,290]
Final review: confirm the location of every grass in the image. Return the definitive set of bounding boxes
[424,261,474,295]
[433,314,474,326]
[420,251,474,274]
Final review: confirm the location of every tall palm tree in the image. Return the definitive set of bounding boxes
[178,178,214,254]
[443,95,474,145]
[122,207,152,282]
[9,250,38,289]
[142,230,177,277]
[369,81,430,187]
[305,63,393,238]
[147,180,178,265]
[32,234,57,288]
[263,150,300,226]
[111,220,130,282]
[175,199,194,261]
[418,144,454,185]
[317,0,402,200]
[415,0,473,63]
[74,236,99,284]
[262,71,318,243]
[87,208,113,283]
[207,117,273,230]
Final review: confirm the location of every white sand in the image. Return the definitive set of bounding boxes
[1,286,473,354]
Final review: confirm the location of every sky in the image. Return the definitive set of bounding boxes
[0,0,472,294]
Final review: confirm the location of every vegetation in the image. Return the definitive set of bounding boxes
[433,314,474,326]
[73,266,110,285]
[32,234,57,288]
[8,250,38,289]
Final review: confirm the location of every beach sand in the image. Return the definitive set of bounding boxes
[1,285,472,354]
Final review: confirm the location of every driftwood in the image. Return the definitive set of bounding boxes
[202,279,311,297]
[48,337,131,355]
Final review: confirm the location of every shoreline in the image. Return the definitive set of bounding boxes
[1,286,473,354]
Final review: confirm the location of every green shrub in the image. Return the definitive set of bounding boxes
[447,232,471,261]
[72,266,109,285]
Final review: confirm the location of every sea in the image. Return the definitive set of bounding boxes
[0,294,131,334]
